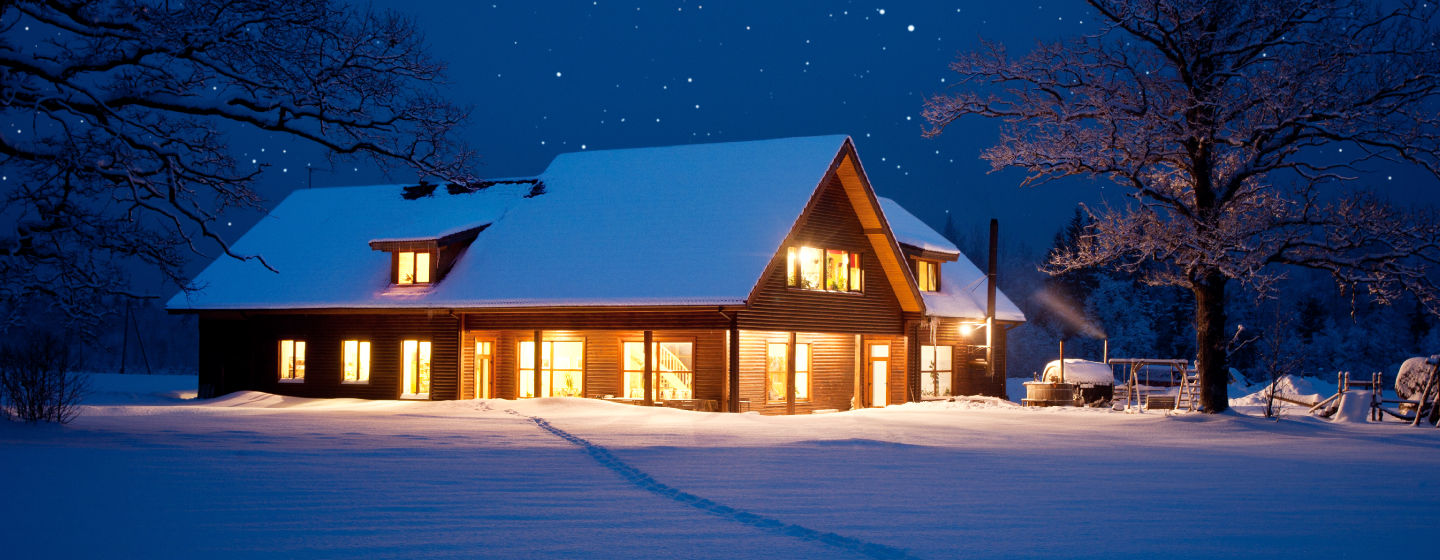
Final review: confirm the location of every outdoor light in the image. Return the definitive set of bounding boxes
[960,324,973,336]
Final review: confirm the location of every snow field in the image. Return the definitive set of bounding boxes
[2,374,1438,559]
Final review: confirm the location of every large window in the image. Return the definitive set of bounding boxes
[916,260,939,292]
[786,247,862,293]
[623,342,695,400]
[921,345,953,397]
[401,340,431,398]
[397,251,432,285]
[518,341,585,398]
[279,340,306,382]
[343,340,371,383]
[766,342,810,403]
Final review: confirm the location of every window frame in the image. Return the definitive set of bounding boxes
[915,259,940,292]
[785,246,865,294]
[341,339,372,385]
[517,338,587,399]
[394,250,435,286]
[400,339,432,400]
[619,338,697,401]
[920,345,954,398]
[278,339,306,383]
[765,340,812,404]
[474,339,495,399]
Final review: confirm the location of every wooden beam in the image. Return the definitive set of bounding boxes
[787,332,797,416]
[853,334,863,410]
[729,314,740,413]
[643,330,654,406]
[533,330,543,399]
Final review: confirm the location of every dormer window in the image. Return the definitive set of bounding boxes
[785,246,863,293]
[916,259,939,292]
[397,251,432,285]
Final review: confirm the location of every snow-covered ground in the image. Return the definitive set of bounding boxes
[3,374,1438,559]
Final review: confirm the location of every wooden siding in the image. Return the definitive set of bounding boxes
[925,317,1008,399]
[466,312,730,331]
[738,330,861,414]
[199,313,462,400]
[741,175,906,334]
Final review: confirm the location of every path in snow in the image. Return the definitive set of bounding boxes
[510,408,918,560]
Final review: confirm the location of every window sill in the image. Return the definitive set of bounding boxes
[400,393,430,400]
[278,379,305,384]
[342,380,370,385]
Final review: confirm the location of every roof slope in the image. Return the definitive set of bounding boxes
[167,183,533,311]
[170,136,852,310]
[427,135,851,307]
[877,197,960,256]
[875,199,1026,322]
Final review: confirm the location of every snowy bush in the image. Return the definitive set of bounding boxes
[0,333,91,424]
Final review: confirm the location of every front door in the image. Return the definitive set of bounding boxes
[475,341,493,399]
[870,344,889,407]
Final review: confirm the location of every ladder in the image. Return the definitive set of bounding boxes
[1177,367,1201,412]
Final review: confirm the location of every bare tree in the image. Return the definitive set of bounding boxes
[922,0,1440,412]
[0,0,477,336]
[0,331,90,423]
[1258,307,1303,418]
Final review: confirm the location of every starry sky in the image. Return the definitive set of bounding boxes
[140,1,1440,276]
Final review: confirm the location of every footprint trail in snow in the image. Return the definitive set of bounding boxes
[506,409,923,560]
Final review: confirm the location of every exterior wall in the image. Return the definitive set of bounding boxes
[461,328,728,403]
[741,176,906,335]
[199,313,462,400]
[199,316,253,396]
[738,330,861,415]
[924,317,1009,399]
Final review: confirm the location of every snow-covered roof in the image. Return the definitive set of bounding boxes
[875,198,1025,322]
[877,197,960,256]
[169,135,854,310]
[167,183,533,310]
[1042,360,1116,385]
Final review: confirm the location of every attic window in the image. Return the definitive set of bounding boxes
[785,247,863,293]
[916,260,939,292]
[397,251,432,285]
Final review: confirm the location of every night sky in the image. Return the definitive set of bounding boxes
[193,1,1439,277]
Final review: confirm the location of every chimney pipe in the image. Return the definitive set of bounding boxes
[986,219,998,380]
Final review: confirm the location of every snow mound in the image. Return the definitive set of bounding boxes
[1332,390,1374,423]
[1397,357,1432,400]
[1041,359,1115,386]
[1229,375,1327,406]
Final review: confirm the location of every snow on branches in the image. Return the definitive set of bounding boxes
[0,0,478,333]
[922,0,1440,412]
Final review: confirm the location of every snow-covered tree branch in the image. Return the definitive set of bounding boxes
[0,0,478,335]
[922,0,1440,412]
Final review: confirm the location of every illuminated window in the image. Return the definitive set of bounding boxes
[916,260,939,292]
[278,340,305,382]
[518,341,585,398]
[343,340,370,383]
[623,342,694,400]
[766,342,810,403]
[920,345,953,397]
[396,251,432,285]
[402,340,431,398]
[786,246,862,293]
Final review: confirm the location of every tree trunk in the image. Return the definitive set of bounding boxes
[1193,271,1229,413]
